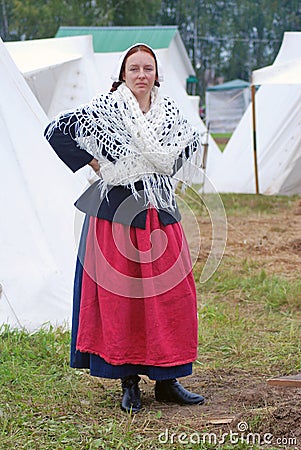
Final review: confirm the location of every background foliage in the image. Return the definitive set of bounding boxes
[1,0,301,99]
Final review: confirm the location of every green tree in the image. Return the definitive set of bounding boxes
[111,0,161,25]
[1,0,161,40]
[0,0,12,40]
[3,0,114,40]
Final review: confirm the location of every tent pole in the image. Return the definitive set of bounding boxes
[201,122,210,194]
[251,84,259,194]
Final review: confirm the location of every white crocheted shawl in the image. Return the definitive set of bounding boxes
[47,83,201,209]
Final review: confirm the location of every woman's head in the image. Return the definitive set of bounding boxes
[120,45,159,86]
[110,44,161,92]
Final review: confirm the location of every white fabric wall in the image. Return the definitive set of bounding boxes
[6,36,100,119]
[0,38,87,330]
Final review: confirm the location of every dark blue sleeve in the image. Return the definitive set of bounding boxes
[44,117,94,173]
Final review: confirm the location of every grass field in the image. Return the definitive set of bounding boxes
[1,193,300,449]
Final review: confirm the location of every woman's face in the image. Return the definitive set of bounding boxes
[123,51,157,99]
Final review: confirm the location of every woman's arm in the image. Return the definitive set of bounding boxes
[44,115,95,173]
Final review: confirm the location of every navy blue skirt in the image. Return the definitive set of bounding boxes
[70,215,193,380]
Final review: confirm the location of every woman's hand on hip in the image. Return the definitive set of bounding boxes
[88,158,101,176]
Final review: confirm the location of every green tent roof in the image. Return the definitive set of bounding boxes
[55,26,178,53]
[206,78,250,91]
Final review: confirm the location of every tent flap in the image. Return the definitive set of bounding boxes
[252,58,301,85]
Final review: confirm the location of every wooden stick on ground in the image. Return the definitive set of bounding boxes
[267,373,301,387]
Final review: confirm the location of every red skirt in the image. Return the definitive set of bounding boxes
[76,208,198,367]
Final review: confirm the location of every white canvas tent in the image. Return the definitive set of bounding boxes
[5,35,100,119]
[207,31,301,195]
[0,38,87,331]
[205,79,250,133]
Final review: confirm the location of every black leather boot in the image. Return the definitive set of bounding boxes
[121,375,142,413]
[155,378,204,405]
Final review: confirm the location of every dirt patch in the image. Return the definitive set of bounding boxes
[100,370,301,446]
[195,205,301,278]
[286,238,301,256]
[214,137,231,149]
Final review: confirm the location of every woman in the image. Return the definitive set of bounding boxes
[45,43,204,413]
